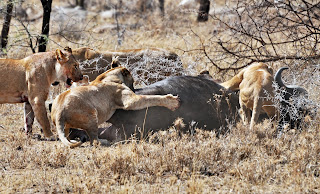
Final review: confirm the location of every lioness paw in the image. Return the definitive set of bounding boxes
[165,94,180,111]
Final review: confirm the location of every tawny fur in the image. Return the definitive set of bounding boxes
[71,47,183,84]
[51,66,180,148]
[0,48,83,137]
[221,62,276,130]
[70,75,90,88]
[70,56,121,88]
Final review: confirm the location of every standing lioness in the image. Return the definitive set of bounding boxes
[0,47,83,138]
[51,66,180,148]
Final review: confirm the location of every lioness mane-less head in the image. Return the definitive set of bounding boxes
[55,48,83,83]
[90,67,134,90]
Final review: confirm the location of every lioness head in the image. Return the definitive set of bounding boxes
[55,47,83,87]
[111,57,134,91]
[71,75,90,88]
[120,68,134,91]
[92,66,135,91]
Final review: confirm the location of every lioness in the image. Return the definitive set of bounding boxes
[221,63,308,131]
[0,47,83,138]
[51,66,180,148]
[72,47,184,86]
[221,63,276,130]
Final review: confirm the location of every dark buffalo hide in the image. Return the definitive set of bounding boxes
[69,75,241,142]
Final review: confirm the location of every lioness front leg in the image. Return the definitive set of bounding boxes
[29,98,53,138]
[24,102,35,135]
[121,90,180,111]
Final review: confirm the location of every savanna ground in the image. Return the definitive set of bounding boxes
[1,0,320,193]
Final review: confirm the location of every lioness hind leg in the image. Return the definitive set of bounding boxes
[250,97,263,130]
[24,102,34,135]
[85,127,99,146]
[239,100,250,126]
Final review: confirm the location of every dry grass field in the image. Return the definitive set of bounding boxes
[1,0,320,193]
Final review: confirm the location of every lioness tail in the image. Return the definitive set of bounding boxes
[220,69,245,91]
[56,118,83,148]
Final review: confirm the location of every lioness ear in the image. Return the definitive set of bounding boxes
[56,49,67,62]
[83,75,90,84]
[64,46,72,54]
[111,56,120,68]
[121,68,131,77]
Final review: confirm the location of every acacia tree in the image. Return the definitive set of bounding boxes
[38,0,52,52]
[1,0,14,53]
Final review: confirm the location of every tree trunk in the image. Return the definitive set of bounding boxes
[159,0,165,16]
[76,0,85,9]
[38,0,52,52]
[1,0,14,51]
[197,0,210,22]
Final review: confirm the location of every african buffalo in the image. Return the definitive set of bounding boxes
[68,75,240,143]
[274,67,309,134]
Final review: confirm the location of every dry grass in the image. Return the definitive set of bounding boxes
[1,104,319,193]
[1,0,320,193]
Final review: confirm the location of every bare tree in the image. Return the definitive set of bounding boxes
[197,0,210,22]
[38,0,52,52]
[114,3,125,46]
[1,0,14,52]
[182,0,320,72]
